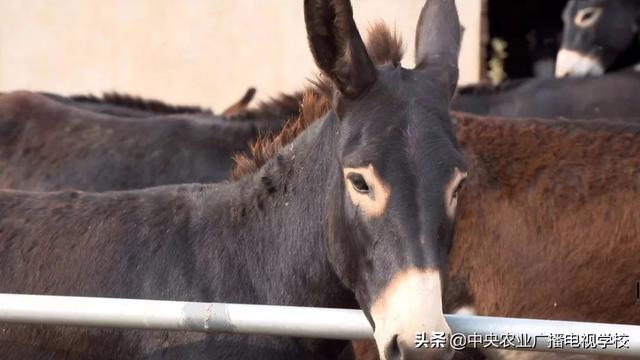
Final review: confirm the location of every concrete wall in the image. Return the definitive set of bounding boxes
[0,0,483,110]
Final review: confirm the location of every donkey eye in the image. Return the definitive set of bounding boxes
[575,7,602,27]
[581,9,596,20]
[584,11,594,18]
[347,173,370,194]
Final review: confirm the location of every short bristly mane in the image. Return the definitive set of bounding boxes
[225,92,305,120]
[231,91,330,179]
[70,92,213,114]
[230,22,404,180]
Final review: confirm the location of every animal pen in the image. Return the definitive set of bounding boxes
[0,0,640,358]
[0,293,638,357]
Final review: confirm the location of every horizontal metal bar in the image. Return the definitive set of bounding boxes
[0,294,372,340]
[0,293,638,357]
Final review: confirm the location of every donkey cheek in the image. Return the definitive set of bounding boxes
[346,191,387,218]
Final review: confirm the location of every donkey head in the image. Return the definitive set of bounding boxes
[556,0,640,77]
[304,0,466,358]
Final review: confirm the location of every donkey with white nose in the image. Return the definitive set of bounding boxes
[304,0,467,358]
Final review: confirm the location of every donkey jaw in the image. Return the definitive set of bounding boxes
[555,49,604,77]
[370,268,452,360]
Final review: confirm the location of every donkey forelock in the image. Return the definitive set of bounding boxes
[366,22,405,66]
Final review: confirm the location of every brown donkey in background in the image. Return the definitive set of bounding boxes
[450,114,640,324]
[447,114,640,359]
[0,0,466,359]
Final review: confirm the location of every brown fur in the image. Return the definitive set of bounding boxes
[450,113,640,324]
[453,112,640,200]
[231,91,330,179]
[231,22,404,180]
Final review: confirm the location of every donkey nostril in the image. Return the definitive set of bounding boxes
[384,334,401,359]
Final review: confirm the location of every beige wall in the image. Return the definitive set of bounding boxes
[0,1,483,110]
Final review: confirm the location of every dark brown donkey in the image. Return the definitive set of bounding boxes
[556,0,640,77]
[452,69,640,120]
[0,90,289,191]
[0,0,466,359]
[354,114,640,360]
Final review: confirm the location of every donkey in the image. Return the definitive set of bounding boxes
[0,0,466,359]
[0,86,306,192]
[0,88,291,191]
[556,0,640,77]
[354,114,640,360]
[452,69,640,119]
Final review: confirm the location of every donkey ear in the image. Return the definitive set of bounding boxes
[304,0,377,99]
[414,0,461,76]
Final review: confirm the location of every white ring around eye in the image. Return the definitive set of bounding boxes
[574,7,602,28]
[343,165,390,219]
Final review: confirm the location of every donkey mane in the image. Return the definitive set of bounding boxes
[226,91,305,120]
[231,91,330,179]
[365,22,404,66]
[69,92,213,115]
[230,22,405,180]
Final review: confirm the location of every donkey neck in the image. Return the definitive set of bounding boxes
[193,111,355,309]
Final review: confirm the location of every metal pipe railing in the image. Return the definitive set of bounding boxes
[0,293,638,357]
